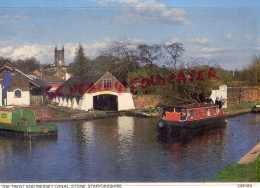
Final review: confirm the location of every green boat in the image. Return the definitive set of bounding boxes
[0,107,57,138]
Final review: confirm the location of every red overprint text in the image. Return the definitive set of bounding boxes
[46,68,219,100]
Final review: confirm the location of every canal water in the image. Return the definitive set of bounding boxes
[0,113,259,183]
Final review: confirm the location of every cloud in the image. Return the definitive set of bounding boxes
[200,47,236,53]
[0,38,144,64]
[121,7,189,25]
[0,46,13,55]
[0,44,54,64]
[164,38,181,45]
[14,15,30,21]
[252,47,260,51]
[225,34,233,41]
[11,44,53,62]
[196,54,216,59]
[84,38,146,58]
[194,46,240,64]
[84,38,113,58]
[92,0,189,25]
[12,26,44,34]
[186,38,211,45]
[0,14,30,24]
[246,34,260,42]
[0,40,15,46]
[94,0,139,5]
[55,39,116,64]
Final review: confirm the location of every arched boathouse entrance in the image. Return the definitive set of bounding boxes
[93,94,118,111]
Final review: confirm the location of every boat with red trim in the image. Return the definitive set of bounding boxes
[157,104,227,140]
[0,107,57,138]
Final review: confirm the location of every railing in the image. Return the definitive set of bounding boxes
[16,112,52,126]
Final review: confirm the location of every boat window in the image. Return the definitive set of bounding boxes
[199,109,202,118]
[206,109,211,116]
[214,108,219,115]
[14,89,21,98]
[190,110,195,119]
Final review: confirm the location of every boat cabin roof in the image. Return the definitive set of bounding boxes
[0,107,32,111]
[163,104,219,111]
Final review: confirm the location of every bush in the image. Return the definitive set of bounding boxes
[147,106,163,113]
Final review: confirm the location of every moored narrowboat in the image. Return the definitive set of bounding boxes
[0,107,57,138]
[157,104,227,140]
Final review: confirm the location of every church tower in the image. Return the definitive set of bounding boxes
[55,46,65,67]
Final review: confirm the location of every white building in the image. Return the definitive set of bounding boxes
[210,85,228,108]
[53,72,135,111]
[0,65,47,106]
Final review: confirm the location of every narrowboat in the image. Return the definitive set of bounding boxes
[0,107,57,138]
[157,104,227,140]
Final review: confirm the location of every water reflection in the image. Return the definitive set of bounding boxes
[0,113,258,182]
[0,136,57,152]
[117,116,134,144]
[0,136,58,182]
[165,128,227,165]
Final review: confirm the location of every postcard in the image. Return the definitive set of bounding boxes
[0,0,259,187]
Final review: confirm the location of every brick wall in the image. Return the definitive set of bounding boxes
[132,95,162,109]
[30,95,44,107]
[10,72,29,91]
[258,86,260,101]
[227,87,258,106]
[133,87,258,108]
[0,69,29,91]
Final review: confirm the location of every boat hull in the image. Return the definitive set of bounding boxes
[158,116,227,141]
[0,124,58,138]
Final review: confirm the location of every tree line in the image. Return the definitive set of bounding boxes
[0,56,49,72]
[1,39,259,105]
[67,40,233,105]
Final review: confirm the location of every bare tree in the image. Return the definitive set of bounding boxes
[164,42,185,70]
[13,57,41,72]
[101,39,139,82]
[136,44,162,66]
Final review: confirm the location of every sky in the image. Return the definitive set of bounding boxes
[0,0,259,70]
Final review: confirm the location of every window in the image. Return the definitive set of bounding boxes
[199,109,202,118]
[14,89,21,98]
[190,110,195,119]
[214,108,219,115]
[104,79,112,89]
[206,109,211,116]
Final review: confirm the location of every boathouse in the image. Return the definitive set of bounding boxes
[53,72,135,111]
[0,65,47,106]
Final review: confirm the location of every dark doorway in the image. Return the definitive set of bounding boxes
[93,94,118,111]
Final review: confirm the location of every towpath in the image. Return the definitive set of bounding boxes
[237,142,260,165]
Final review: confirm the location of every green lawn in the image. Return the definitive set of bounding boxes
[224,101,255,112]
[207,157,260,182]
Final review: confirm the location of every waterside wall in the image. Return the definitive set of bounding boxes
[132,95,162,109]
[227,87,258,106]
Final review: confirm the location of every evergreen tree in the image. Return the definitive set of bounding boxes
[68,44,91,76]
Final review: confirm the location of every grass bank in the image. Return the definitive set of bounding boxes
[208,157,260,182]
[224,101,255,112]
